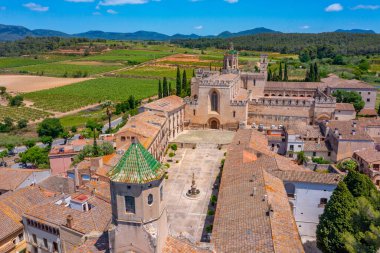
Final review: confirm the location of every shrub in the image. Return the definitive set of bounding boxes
[169,152,175,158]
[171,144,178,151]
[207,210,215,216]
[8,95,24,107]
[164,163,170,168]
[37,118,64,138]
[205,225,213,233]
[312,157,330,164]
[17,119,28,129]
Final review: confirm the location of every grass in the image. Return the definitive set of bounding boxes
[117,65,195,80]
[78,49,173,64]
[0,133,39,148]
[371,64,380,72]
[59,107,113,128]
[0,55,76,69]
[0,105,51,122]
[24,77,157,112]
[11,62,123,77]
[159,60,223,68]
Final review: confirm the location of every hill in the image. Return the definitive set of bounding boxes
[335,29,376,34]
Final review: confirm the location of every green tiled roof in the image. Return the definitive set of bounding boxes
[228,50,238,55]
[108,141,165,184]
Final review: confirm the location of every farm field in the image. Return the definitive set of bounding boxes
[0,105,51,122]
[24,77,157,112]
[59,106,110,128]
[11,62,123,77]
[0,55,77,69]
[0,75,92,92]
[78,49,173,64]
[117,65,195,80]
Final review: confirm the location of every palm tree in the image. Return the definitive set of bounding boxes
[296,151,308,165]
[103,101,115,132]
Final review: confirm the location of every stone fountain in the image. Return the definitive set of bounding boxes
[186,173,200,199]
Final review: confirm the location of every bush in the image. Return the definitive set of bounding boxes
[169,152,175,158]
[8,95,23,107]
[312,157,330,164]
[17,119,28,129]
[207,210,215,216]
[164,163,170,168]
[171,144,178,151]
[205,225,213,233]
[37,118,64,138]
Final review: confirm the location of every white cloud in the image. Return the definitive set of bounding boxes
[93,11,101,15]
[301,25,310,29]
[107,9,118,14]
[325,3,343,12]
[194,25,203,30]
[99,0,148,6]
[23,2,49,12]
[0,6,6,10]
[224,0,238,3]
[352,5,380,10]
[65,0,94,2]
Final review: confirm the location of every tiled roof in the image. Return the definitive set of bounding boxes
[142,95,185,113]
[0,186,53,242]
[38,176,75,194]
[325,120,373,141]
[163,236,211,253]
[335,103,355,111]
[24,194,111,235]
[271,171,342,185]
[107,141,165,184]
[287,124,322,139]
[303,141,330,152]
[354,148,380,163]
[73,233,109,253]
[322,74,376,90]
[0,168,35,191]
[266,81,322,90]
[212,129,305,253]
[358,108,378,116]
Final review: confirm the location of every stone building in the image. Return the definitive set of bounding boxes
[333,103,356,121]
[353,148,380,187]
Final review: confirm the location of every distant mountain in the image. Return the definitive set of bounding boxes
[335,29,376,34]
[217,27,281,38]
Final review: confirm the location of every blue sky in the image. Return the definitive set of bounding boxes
[0,0,379,35]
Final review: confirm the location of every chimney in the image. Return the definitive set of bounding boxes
[317,136,321,144]
[66,215,73,228]
[74,166,80,191]
[334,128,339,135]
[353,122,357,128]
[352,130,356,136]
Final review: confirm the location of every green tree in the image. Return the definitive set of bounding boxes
[344,170,377,198]
[182,69,187,96]
[40,136,53,147]
[296,151,308,165]
[332,90,365,112]
[127,95,136,109]
[176,67,181,96]
[158,79,162,99]
[23,139,36,149]
[103,100,115,132]
[20,146,49,168]
[283,63,288,81]
[162,77,169,97]
[86,120,102,156]
[278,62,283,81]
[0,149,7,164]
[8,95,23,107]
[17,119,28,129]
[333,55,344,65]
[299,48,311,62]
[37,118,64,138]
[314,62,320,81]
[317,182,356,253]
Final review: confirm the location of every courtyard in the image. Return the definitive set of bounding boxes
[163,144,227,244]
[170,130,235,146]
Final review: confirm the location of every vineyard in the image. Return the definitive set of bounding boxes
[0,105,51,122]
[117,65,195,80]
[24,77,157,112]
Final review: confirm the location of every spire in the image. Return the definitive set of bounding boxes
[108,140,166,184]
[230,42,234,51]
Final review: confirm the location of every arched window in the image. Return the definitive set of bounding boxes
[233,111,236,118]
[211,91,218,112]
[148,194,153,205]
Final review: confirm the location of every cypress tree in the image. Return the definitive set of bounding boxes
[309,63,315,82]
[344,169,377,198]
[158,79,162,99]
[316,182,356,253]
[305,69,310,82]
[314,62,320,82]
[169,82,172,95]
[182,70,187,91]
[192,69,195,77]
[176,67,181,96]
[284,63,288,81]
[279,62,283,81]
[267,68,272,81]
[163,77,168,97]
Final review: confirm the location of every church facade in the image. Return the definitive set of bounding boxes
[184,46,375,130]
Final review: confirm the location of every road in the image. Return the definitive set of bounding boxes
[102,117,123,133]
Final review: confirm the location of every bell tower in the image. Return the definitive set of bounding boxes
[108,139,168,253]
[223,42,239,73]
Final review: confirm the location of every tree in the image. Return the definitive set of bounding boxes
[299,48,311,62]
[0,117,14,132]
[162,77,169,97]
[20,146,49,168]
[5,144,15,155]
[17,119,28,129]
[8,95,23,107]
[23,139,36,149]
[176,67,181,96]
[127,95,136,110]
[37,118,64,138]
[314,62,320,81]
[332,90,365,112]
[333,55,344,65]
[296,151,308,165]
[344,170,377,198]
[103,100,115,132]
[182,69,187,95]
[192,69,195,77]
[0,150,7,163]
[317,182,356,253]
[283,63,288,81]
[40,136,53,147]
[86,120,102,156]
[158,79,163,99]
[0,86,6,96]
[278,62,283,81]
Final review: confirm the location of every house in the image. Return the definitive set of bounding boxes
[0,168,50,195]
[0,186,53,253]
[48,145,80,176]
[353,148,380,187]
[333,103,356,121]
[212,129,342,252]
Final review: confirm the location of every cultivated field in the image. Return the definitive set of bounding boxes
[0,55,77,69]
[117,65,195,80]
[24,77,157,112]
[0,105,51,122]
[0,75,92,92]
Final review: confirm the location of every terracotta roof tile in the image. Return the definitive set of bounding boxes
[142,95,185,113]
[354,148,380,163]
[335,103,355,111]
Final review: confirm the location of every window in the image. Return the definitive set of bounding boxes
[368,92,371,95]
[284,183,296,198]
[18,233,24,242]
[121,136,126,142]
[313,152,317,156]
[233,111,236,118]
[53,242,58,252]
[367,98,370,102]
[193,109,196,116]
[328,152,331,157]
[43,238,48,248]
[211,91,218,112]
[148,194,153,205]
[319,198,328,207]
[160,186,163,202]
[298,145,302,148]
[32,234,37,244]
[125,196,135,213]
[290,145,294,151]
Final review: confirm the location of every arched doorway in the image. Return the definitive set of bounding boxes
[209,118,220,129]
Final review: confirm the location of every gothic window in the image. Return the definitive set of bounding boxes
[148,194,153,205]
[125,196,135,213]
[211,91,218,112]
[193,109,196,116]
[233,111,236,118]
